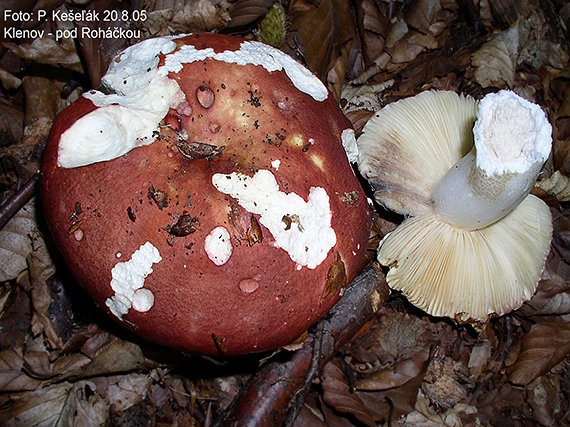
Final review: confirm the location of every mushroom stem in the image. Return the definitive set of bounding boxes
[433,148,546,230]
[433,90,551,231]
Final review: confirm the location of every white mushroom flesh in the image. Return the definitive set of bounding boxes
[433,90,552,230]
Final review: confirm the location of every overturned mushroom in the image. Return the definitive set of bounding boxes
[41,33,371,355]
[357,90,552,323]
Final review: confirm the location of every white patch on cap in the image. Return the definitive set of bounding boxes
[131,288,155,313]
[106,241,162,320]
[205,226,233,265]
[212,170,336,269]
[58,104,172,168]
[161,41,328,101]
[57,35,327,169]
[271,159,281,170]
[58,37,180,168]
[341,129,358,164]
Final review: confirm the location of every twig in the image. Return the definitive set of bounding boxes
[282,322,324,427]
[214,263,388,427]
[0,171,39,231]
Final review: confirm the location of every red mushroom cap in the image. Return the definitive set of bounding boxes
[40,33,371,356]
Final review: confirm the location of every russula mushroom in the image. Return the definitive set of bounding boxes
[40,33,371,356]
[357,90,552,323]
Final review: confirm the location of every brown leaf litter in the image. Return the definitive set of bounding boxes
[1,0,570,425]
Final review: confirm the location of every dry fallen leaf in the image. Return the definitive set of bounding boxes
[0,284,31,350]
[74,381,110,427]
[519,268,570,316]
[226,0,274,28]
[0,67,22,90]
[321,360,377,427]
[356,345,431,391]
[27,227,61,350]
[0,200,36,282]
[476,381,531,424]
[394,389,479,427]
[387,28,438,65]
[106,373,154,413]
[0,348,43,392]
[2,116,54,179]
[357,367,428,420]
[471,27,518,88]
[0,96,24,143]
[527,374,565,426]
[357,0,389,65]
[62,336,147,381]
[286,0,357,83]
[404,0,445,36]
[140,0,231,35]
[507,319,570,386]
[4,36,83,73]
[0,382,76,427]
[535,171,570,201]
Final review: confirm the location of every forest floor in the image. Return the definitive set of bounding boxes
[1,0,570,425]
